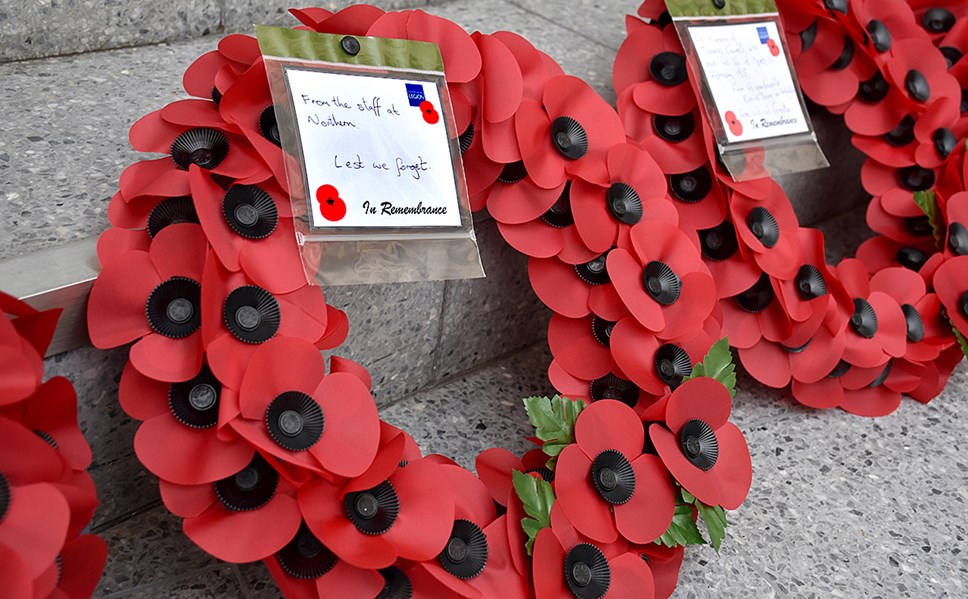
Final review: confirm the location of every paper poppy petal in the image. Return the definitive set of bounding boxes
[0,543,32,598]
[86,250,158,348]
[130,331,204,383]
[572,179,620,253]
[135,414,255,485]
[529,257,591,318]
[738,342,792,389]
[310,373,380,478]
[840,386,902,418]
[488,178,564,225]
[532,527,568,599]
[498,219,563,259]
[554,444,617,544]
[239,337,325,419]
[57,535,109,599]
[119,157,190,200]
[714,423,753,510]
[383,459,456,562]
[651,425,724,507]
[791,376,845,410]
[665,377,732,432]
[575,399,644,461]
[614,454,675,544]
[609,318,665,395]
[23,377,92,470]
[96,227,151,268]
[185,494,301,563]
[407,10,482,84]
[608,551,656,599]
[608,249,664,332]
[475,447,521,505]
[0,483,70,579]
[478,33,524,124]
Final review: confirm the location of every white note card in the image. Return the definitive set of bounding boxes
[284,66,462,229]
[688,21,810,144]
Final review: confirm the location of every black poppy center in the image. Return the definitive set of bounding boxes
[650,52,687,86]
[748,207,780,248]
[902,304,925,342]
[171,128,229,170]
[458,121,475,154]
[591,317,615,347]
[961,291,968,319]
[859,72,889,103]
[564,543,610,599]
[259,106,281,146]
[591,450,635,504]
[850,298,879,338]
[679,419,719,471]
[377,567,413,599]
[606,183,643,225]
[223,285,280,344]
[824,0,847,14]
[867,20,891,52]
[735,273,774,313]
[438,519,488,579]
[214,454,278,511]
[896,246,929,271]
[146,276,202,339]
[796,265,827,300]
[223,185,279,239]
[643,261,681,305]
[0,472,9,522]
[575,252,611,286]
[653,113,695,143]
[828,360,851,378]
[590,374,638,407]
[345,481,399,535]
[948,222,968,254]
[831,37,854,71]
[905,70,931,102]
[655,344,692,388]
[542,181,575,228]
[884,115,915,147]
[551,116,589,160]
[800,21,818,52]
[169,365,221,429]
[266,391,324,451]
[669,167,712,203]
[498,160,528,184]
[147,196,199,238]
[699,221,739,261]
[941,47,963,69]
[923,7,955,33]
[276,523,338,579]
[934,128,957,158]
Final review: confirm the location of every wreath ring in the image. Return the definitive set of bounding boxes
[82,2,968,598]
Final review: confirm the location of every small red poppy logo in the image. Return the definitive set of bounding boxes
[766,38,780,57]
[724,111,743,136]
[419,100,440,124]
[315,184,346,222]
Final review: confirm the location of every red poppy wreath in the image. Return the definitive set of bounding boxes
[84,1,968,598]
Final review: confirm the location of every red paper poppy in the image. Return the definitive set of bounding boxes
[528,254,627,321]
[367,10,482,84]
[614,17,696,115]
[855,234,937,273]
[289,5,386,36]
[570,143,678,254]
[635,543,685,599]
[907,343,965,403]
[607,220,716,340]
[696,219,764,299]
[533,502,656,599]
[913,96,965,168]
[943,191,968,257]
[932,254,968,335]
[837,366,904,417]
[158,459,302,563]
[739,319,847,390]
[870,266,953,362]
[719,273,794,350]
[885,38,963,109]
[0,296,53,406]
[665,163,730,231]
[649,377,752,509]
[87,223,207,382]
[45,534,108,599]
[853,0,928,61]
[497,187,603,265]
[617,89,707,174]
[475,447,551,508]
[548,313,621,382]
[182,34,257,102]
[775,228,852,328]
[227,336,379,480]
[298,456,456,570]
[486,175,566,226]
[730,184,803,280]
[555,399,675,544]
[796,20,879,109]
[836,259,908,368]
[909,1,968,41]
[515,76,625,190]
[609,320,717,397]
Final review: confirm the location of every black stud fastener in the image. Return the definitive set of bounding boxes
[831,37,855,71]
[439,519,488,580]
[169,364,221,429]
[870,360,893,388]
[575,252,611,286]
[824,0,848,14]
[223,285,280,344]
[906,70,931,102]
[850,298,879,338]
[266,391,324,452]
[858,72,890,103]
[781,338,812,354]
[735,273,775,313]
[643,261,681,305]
[934,128,957,159]
[590,373,639,407]
[699,221,739,261]
[923,7,955,34]
[0,472,9,522]
[259,106,281,147]
[679,419,719,471]
[146,276,201,339]
[650,52,687,87]
[949,222,968,255]
[800,21,818,52]
[223,185,279,239]
[591,317,615,348]
[525,467,555,483]
[961,291,968,319]
[941,46,963,69]
[712,0,726,9]
[147,196,199,238]
[962,89,968,114]
[896,246,929,271]
[606,183,643,225]
[902,304,925,342]
[345,481,399,535]
[905,216,932,237]
[543,182,575,228]
[458,122,475,154]
[669,167,713,203]
[591,450,635,505]
[214,454,279,512]
[653,113,695,143]
[498,160,528,184]
[340,35,361,55]
[747,207,780,248]
[867,20,891,53]
[171,128,229,171]
[897,165,936,192]
[551,117,589,160]
[276,524,338,579]
[377,567,413,599]
[796,265,828,300]
[564,543,611,599]
[884,115,916,147]
[828,360,851,378]
[654,344,692,389]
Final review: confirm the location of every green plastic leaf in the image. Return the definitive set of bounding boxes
[913,190,944,250]
[656,502,706,548]
[512,470,555,555]
[695,502,728,552]
[952,326,968,360]
[523,395,587,466]
[683,337,736,397]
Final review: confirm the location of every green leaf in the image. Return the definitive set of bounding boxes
[913,190,945,250]
[695,502,728,552]
[523,395,587,465]
[512,470,555,555]
[656,502,706,548]
[683,337,736,397]
[952,325,968,360]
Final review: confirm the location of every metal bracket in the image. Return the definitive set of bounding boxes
[0,236,100,357]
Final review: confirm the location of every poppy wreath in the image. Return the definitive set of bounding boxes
[0,292,107,598]
[82,1,968,598]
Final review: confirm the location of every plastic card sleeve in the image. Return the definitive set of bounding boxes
[665,0,828,181]
[256,25,484,285]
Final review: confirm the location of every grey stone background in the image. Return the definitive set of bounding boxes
[1,0,966,597]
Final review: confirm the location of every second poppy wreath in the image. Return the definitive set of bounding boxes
[85,1,967,598]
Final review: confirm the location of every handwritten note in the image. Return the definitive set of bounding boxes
[688,21,809,143]
[284,66,462,229]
